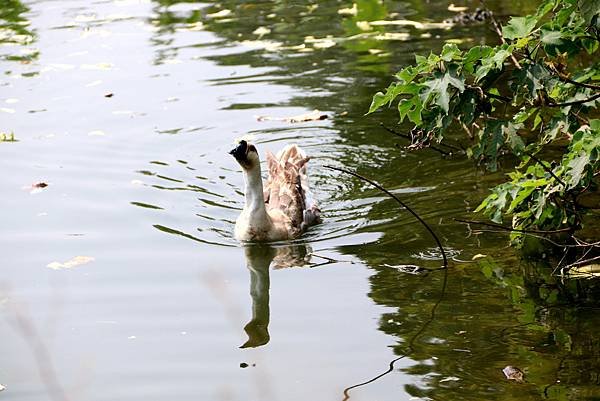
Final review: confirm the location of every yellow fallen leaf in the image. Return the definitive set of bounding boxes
[256,109,327,123]
[252,27,271,37]
[472,254,487,260]
[356,21,372,31]
[338,3,358,16]
[305,35,337,49]
[370,19,452,30]
[374,32,410,41]
[207,9,231,18]
[448,4,469,12]
[47,256,95,270]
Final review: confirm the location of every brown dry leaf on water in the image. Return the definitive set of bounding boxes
[256,109,327,123]
[47,256,95,270]
[23,182,48,194]
[502,366,524,382]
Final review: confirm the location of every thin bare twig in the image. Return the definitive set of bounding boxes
[380,124,459,155]
[486,91,512,102]
[487,10,522,70]
[557,74,600,90]
[381,124,449,155]
[453,218,572,234]
[324,165,448,267]
[547,92,600,108]
[565,254,600,268]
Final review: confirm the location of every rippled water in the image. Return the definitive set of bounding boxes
[2,1,600,400]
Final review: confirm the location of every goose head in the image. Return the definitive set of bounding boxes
[230,140,259,170]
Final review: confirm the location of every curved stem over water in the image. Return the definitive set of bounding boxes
[323,165,448,268]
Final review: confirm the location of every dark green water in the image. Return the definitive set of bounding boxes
[1,1,599,400]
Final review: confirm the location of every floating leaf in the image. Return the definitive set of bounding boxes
[206,9,231,18]
[252,26,271,38]
[338,3,358,16]
[448,4,468,12]
[23,182,48,194]
[256,109,327,123]
[47,256,95,270]
[502,366,525,382]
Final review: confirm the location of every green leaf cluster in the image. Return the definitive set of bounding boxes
[369,0,600,240]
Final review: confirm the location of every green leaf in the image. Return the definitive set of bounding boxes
[502,16,538,40]
[536,0,557,18]
[513,64,550,98]
[475,47,512,82]
[578,0,600,27]
[421,69,465,113]
[395,66,419,83]
[505,123,526,154]
[540,29,564,45]
[440,43,462,62]
[463,46,493,75]
[398,96,423,125]
[508,186,536,213]
[368,91,389,113]
[567,152,590,189]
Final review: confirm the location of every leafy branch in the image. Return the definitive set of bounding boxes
[368,0,600,245]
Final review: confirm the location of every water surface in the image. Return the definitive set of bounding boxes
[1,1,599,400]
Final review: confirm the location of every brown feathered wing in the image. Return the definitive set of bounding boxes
[264,145,321,236]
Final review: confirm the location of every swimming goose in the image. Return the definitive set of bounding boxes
[230,140,321,241]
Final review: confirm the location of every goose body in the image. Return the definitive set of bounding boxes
[230,140,321,241]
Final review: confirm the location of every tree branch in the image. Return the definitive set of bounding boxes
[487,9,522,70]
[547,92,600,107]
[453,218,572,234]
[325,165,448,268]
[380,124,456,156]
[557,74,600,90]
[525,152,567,188]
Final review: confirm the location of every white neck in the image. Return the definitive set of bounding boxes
[243,165,270,223]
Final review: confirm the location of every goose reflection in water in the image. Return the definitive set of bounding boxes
[240,243,312,348]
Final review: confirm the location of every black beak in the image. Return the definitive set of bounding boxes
[229,140,248,161]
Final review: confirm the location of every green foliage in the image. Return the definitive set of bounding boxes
[369,0,600,241]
